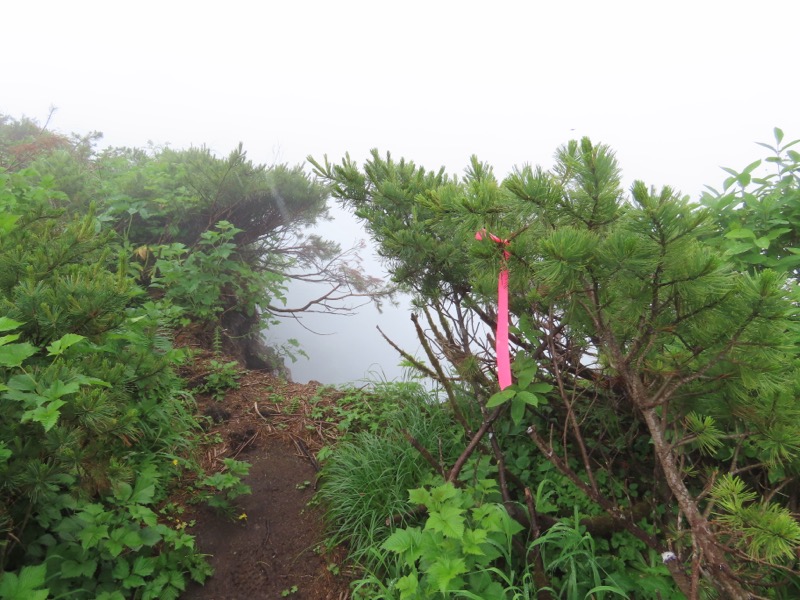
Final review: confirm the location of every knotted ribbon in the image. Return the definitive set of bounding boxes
[475,229,511,390]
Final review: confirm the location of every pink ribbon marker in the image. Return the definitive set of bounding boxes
[476,229,512,390]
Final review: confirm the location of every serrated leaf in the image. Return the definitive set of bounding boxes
[44,379,80,400]
[408,487,432,506]
[462,528,489,555]
[0,317,23,333]
[122,574,146,589]
[22,400,65,432]
[426,556,467,594]
[59,559,84,579]
[0,564,49,600]
[122,529,144,550]
[46,333,86,356]
[168,569,186,591]
[382,527,420,555]
[133,556,156,577]
[0,342,37,367]
[425,505,465,539]
[114,482,133,503]
[130,481,155,505]
[138,527,162,547]
[0,333,20,346]
[112,559,131,580]
[129,505,158,527]
[396,572,419,598]
[78,524,109,550]
[430,483,459,505]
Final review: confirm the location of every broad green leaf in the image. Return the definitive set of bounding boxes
[724,228,756,240]
[132,556,156,577]
[0,342,37,367]
[168,569,186,591]
[755,236,771,250]
[426,556,467,595]
[138,527,162,547]
[408,487,432,506]
[430,483,459,505]
[741,159,762,175]
[114,482,133,503]
[46,333,86,356]
[510,396,526,425]
[525,382,553,394]
[0,563,49,600]
[724,241,757,256]
[122,529,144,550]
[130,480,156,505]
[122,574,146,590]
[425,505,465,539]
[395,573,419,599]
[129,505,158,527]
[462,527,488,555]
[382,527,421,555]
[486,389,516,407]
[516,391,541,407]
[517,367,537,390]
[0,317,23,333]
[78,524,109,550]
[44,379,80,400]
[60,558,97,578]
[0,333,20,346]
[112,559,131,580]
[22,400,66,432]
[104,538,124,558]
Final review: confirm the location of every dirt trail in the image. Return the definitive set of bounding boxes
[177,366,353,600]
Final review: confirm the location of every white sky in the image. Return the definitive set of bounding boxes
[4,0,799,383]
[5,1,798,195]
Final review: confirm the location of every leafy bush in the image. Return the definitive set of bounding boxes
[0,168,213,598]
[353,481,528,600]
[315,383,461,567]
[199,359,242,401]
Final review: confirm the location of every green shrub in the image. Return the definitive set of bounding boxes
[0,170,212,598]
[316,383,461,567]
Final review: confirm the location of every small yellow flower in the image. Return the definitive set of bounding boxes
[172,459,179,466]
[238,512,247,521]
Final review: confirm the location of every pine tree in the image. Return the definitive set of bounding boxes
[312,137,800,598]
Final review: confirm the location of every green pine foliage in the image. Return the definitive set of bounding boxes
[313,134,800,598]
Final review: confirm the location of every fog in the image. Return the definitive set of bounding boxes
[266,205,421,385]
